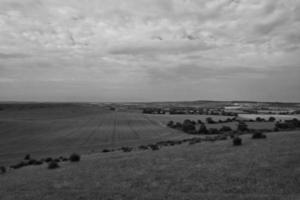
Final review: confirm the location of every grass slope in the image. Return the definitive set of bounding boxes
[1,131,299,200]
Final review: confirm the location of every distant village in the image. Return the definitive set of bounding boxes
[141,102,299,116]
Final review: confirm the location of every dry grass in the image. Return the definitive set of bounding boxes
[0,131,299,200]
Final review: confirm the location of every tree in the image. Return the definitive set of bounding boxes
[199,123,208,134]
[256,117,263,122]
[206,117,215,124]
[268,117,276,122]
[182,119,196,133]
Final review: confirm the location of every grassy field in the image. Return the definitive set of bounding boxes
[0,131,299,200]
[0,105,187,165]
[0,105,280,166]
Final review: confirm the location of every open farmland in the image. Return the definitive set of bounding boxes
[0,104,187,165]
[0,104,284,166]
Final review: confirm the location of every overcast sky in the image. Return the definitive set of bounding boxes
[0,0,299,102]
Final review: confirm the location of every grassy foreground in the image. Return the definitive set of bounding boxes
[0,131,299,200]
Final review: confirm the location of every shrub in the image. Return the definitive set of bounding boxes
[28,159,38,165]
[34,160,43,165]
[149,144,159,151]
[69,153,81,162]
[252,132,267,139]
[24,154,31,160]
[102,149,111,153]
[45,157,53,162]
[268,117,276,122]
[174,122,182,129]
[274,119,300,130]
[48,161,59,169]
[167,120,174,128]
[233,137,242,146]
[0,166,6,174]
[256,117,264,122]
[121,147,133,152]
[10,161,28,169]
[198,123,208,134]
[138,145,148,150]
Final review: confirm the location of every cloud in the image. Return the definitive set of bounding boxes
[0,0,299,101]
[110,40,214,55]
[0,52,29,59]
[253,9,289,35]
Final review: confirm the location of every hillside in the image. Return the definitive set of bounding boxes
[1,131,299,200]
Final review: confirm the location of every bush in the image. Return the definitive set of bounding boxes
[252,132,267,139]
[33,160,43,165]
[10,161,28,169]
[24,154,31,160]
[69,153,81,162]
[121,147,133,152]
[48,161,59,169]
[148,144,159,151]
[174,122,182,129]
[233,137,242,146]
[198,123,208,134]
[268,117,276,122]
[138,145,148,150]
[45,157,53,162]
[28,159,38,165]
[0,166,6,174]
[167,120,174,128]
[256,117,264,122]
[102,149,111,153]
